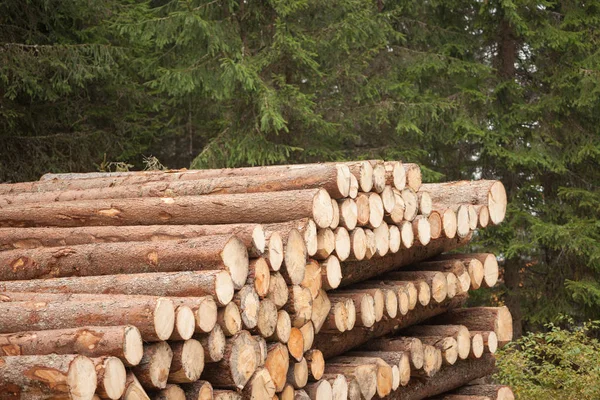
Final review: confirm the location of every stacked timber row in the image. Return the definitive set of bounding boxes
[0,160,512,400]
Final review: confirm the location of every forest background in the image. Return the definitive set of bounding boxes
[1,1,599,397]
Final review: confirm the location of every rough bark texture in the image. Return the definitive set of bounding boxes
[0,188,334,229]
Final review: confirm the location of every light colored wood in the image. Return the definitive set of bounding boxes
[280,384,295,400]
[338,199,358,230]
[428,211,443,240]
[217,303,242,337]
[197,324,226,363]
[255,299,278,338]
[321,255,342,291]
[248,258,271,298]
[430,307,513,346]
[475,204,490,228]
[367,193,384,228]
[305,349,325,380]
[284,286,313,328]
[168,340,205,384]
[122,372,150,400]
[371,162,387,193]
[467,204,478,230]
[153,384,186,400]
[455,384,515,400]
[322,374,348,400]
[287,328,305,362]
[355,193,370,227]
[373,222,390,257]
[349,228,367,261]
[182,380,213,400]
[410,259,471,293]
[383,161,406,190]
[400,220,415,249]
[477,331,498,354]
[171,305,195,341]
[0,325,143,366]
[310,289,332,333]
[268,310,292,344]
[315,228,335,260]
[346,161,374,192]
[265,342,289,393]
[300,322,315,352]
[389,224,401,253]
[333,227,351,261]
[266,232,284,272]
[384,271,448,304]
[304,380,332,400]
[92,356,126,399]
[469,332,485,359]
[280,228,309,285]
[321,296,353,333]
[234,285,260,330]
[133,342,173,390]
[328,291,375,328]
[287,358,309,389]
[349,174,359,199]
[268,272,289,309]
[412,215,431,246]
[403,325,471,361]
[330,200,340,229]
[361,336,424,371]
[302,260,323,299]
[404,164,422,192]
[381,186,397,214]
[243,367,277,400]
[364,229,377,259]
[385,190,405,224]
[400,188,418,221]
[213,390,242,400]
[418,191,433,217]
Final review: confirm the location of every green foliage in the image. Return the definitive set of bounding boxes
[496,319,600,399]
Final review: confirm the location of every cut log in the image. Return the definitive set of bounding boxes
[264,231,284,272]
[412,215,432,246]
[0,270,233,306]
[284,286,313,328]
[234,286,260,330]
[348,351,410,388]
[133,342,173,390]
[315,228,335,260]
[409,259,471,294]
[361,337,424,371]
[287,328,305,362]
[469,332,485,359]
[287,358,309,389]
[0,354,97,399]
[445,272,460,299]
[314,295,467,359]
[381,186,396,214]
[322,374,348,400]
[475,204,490,228]
[383,161,406,190]
[454,384,514,400]
[355,193,370,227]
[384,271,448,304]
[367,193,384,228]
[268,310,292,343]
[304,380,332,400]
[300,322,315,352]
[403,325,471,361]
[382,288,398,318]
[399,220,415,249]
[329,291,375,328]
[322,296,353,333]
[436,253,498,289]
[330,200,340,229]
[428,395,491,400]
[0,325,143,366]
[417,337,458,365]
[255,299,278,338]
[324,361,377,400]
[385,190,405,225]
[419,191,433,217]
[0,223,265,257]
[477,331,498,354]
[267,272,289,309]
[91,356,126,399]
[0,296,174,341]
[197,324,226,363]
[403,164,422,192]
[401,188,419,222]
[310,289,332,333]
[0,188,334,229]
[0,235,249,291]
[467,205,478,230]
[302,259,323,299]
[242,368,277,400]
[364,229,377,259]
[348,174,359,199]
[253,335,268,367]
[248,258,271,298]
[373,222,390,257]
[280,228,308,285]
[371,162,386,193]
[265,343,290,393]
[171,306,196,341]
[431,207,458,239]
[428,211,443,240]
[201,331,259,389]
[429,307,513,346]
[345,161,374,192]
[213,390,242,400]
[389,224,401,253]
[321,256,342,291]
[421,345,442,378]
[217,303,242,337]
[168,340,204,384]
[349,228,367,261]
[305,350,325,380]
[173,296,218,334]
[342,287,385,323]
[182,380,213,400]
[338,199,358,230]
[333,227,351,261]
[122,372,150,400]
[152,384,186,400]
[420,180,507,225]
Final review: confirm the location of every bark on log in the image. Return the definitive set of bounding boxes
[476,331,498,354]
[314,295,467,359]
[248,258,271,298]
[0,325,143,366]
[132,342,173,390]
[454,384,514,400]
[197,324,226,363]
[0,297,174,342]
[428,307,513,346]
[345,161,375,192]
[200,331,259,389]
[0,189,334,229]
[0,235,248,291]
[0,354,97,400]
[0,270,234,306]
[265,343,289,393]
[93,356,126,399]
[182,380,213,400]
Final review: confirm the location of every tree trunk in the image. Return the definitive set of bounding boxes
[453,384,514,399]
[264,218,318,258]
[92,356,127,399]
[0,354,97,400]
[0,270,234,306]
[242,367,277,400]
[268,310,291,344]
[264,342,290,393]
[0,188,334,229]
[359,337,424,371]
[132,342,173,390]
[385,271,448,304]
[0,325,143,366]
[197,324,226,363]
[434,254,498,289]
[248,258,271,298]
[408,259,471,294]
[402,325,471,361]
[182,380,213,400]
[287,358,309,389]
[305,349,325,380]
[267,272,289,309]
[287,328,305,362]
[428,307,513,346]
[284,286,313,328]
[168,340,205,384]
[338,199,358,230]
[0,297,175,341]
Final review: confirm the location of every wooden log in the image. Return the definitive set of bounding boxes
[360,337,424,371]
[234,285,260,330]
[383,161,406,190]
[432,207,458,239]
[201,331,259,389]
[428,395,491,400]
[429,307,513,346]
[401,188,419,221]
[435,253,499,289]
[428,211,443,240]
[469,332,485,359]
[381,186,397,214]
[384,271,448,304]
[321,296,353,333]
[321,256,342,291]
[345,160,374,192]
[412,215,432,246]
[314,228,335,260]
[253,335,268,367]
[284,286,313,328]
[355,193,370,227]
[338,199,358,230]
[382,288,398,318]
[182,380,213,400]
[310,289,332,333]
[329,291,376,328]
[416,345,443,378]
[349,228,367,261]
[475,204,490,228]
[342,287,385,323]
[348,350,410,388]
[445,272,460,299]
[305,350,325,381]
[152,384,186,400]
[167,340,206,387]
[314,294,467,359]
[213,390,241,400]
[263,226,308,285]
[217,303,242,337]
[387,354,497,400]
[302,259,323,299]
[399,220,415,249]
[467,205,478,230]
[348,174,359,199]
[417,337,458,366]
[0,354,97,399]
[454,384,514,400]
[122,372,150,400]
[268,310,291,343]
[403,164,422,192]
[330,200,340,229]
[197,324,226,363]
[133,342,173,390]
[0,270,234,307]
[0,223,265,257]
[280,229,308,285]
[403,325,471,361]
[477,331,498,354]
[91,356,126,399]
[265,342,289,393]
[242,367,277,400]
[0,296,174,341]
[267,272,289,309]
[0,235,249,291]
[366,193,384,228]
[287,358,309,389]
[388,224,401,253]
[333,227,351,261]
[371,162,386,193]
[420,180,507,225]
[409,259,471,294]
[174,296,218,334]
[304,380,332,400]
[255,299,278,338]
[265,231,284,272]
[364,229,377,259]
[287,328,305,362]
[0,325,143,366]
[265,219,318,260]
[322,374,348,400]
[300,322,315,352]
[419,191,433,217]
[373,222,390,257]
[248,258,271,298]
[0,188,335,229]
[324,361,377,400]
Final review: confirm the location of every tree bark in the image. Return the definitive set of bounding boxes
[453,384,514,399]
[0,325,143,366]
[0,188,334,229]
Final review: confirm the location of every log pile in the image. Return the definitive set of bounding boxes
[0,160,513,400]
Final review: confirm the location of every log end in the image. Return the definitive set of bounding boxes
[155,298,176,341]
[257,299,278,338]
[69,355,98,400]
[123,326,144,367]
[287,328,305,362]
[324,255,342,290]
[368,193,384,228]
[372,163,386,193]
[285,229,308,285]
[483,254,499,288]
[180,339,205,382]
[335,164,352,198]
[442,208,458,239]
[175,306,196,341]
[489,180,507,225]
[252,258,271,298]
[267,232,284,272]
[312,189,334,229]
[305,219,318,257]
[252,225,267,256]
[223,236,250,290]
[471,333,484,359]
[196,297,218,333]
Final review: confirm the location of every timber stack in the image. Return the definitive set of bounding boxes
[0,160,514,400]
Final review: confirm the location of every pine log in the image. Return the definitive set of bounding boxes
[217,303,242,337]
[429,307,513,346]
[435,253,499,289]
[300,322,315,352]
[420,180,507,225]
[360,337,424,371]
[284,286,313,328]
[253,335,269,367]
[341,287,385,323]
[454,384,514,400]
[182,380,213,400]
[445,272,460,299]
[400,220,415,249]
[201,331,259,389]
[310,289,332,333]
[213,390,242,400]
[0,235,248,291]
[93,356,127,399]
[348,351,410,388]
[132,342,173,390]
[287,358,309,389]
[417,337,458,366]
[373,222,390,257]
[428,211,443,240]
[382,288,398,318]
[409,259,471,294]
[0,270,234,306]
[0,223,265,258]
[385,271,448,304]
[349,227,367,261]
[0,354,97,399]
[248,258,271,298]
[475,204,490,228]
[122,372,150,400]
[403,164,422,192]
[265,219,318,261]
[469,332,485,359]
[366,193,384,228]
[264,231,284,272]
[383,161,406,190]
[327,357,393,399]
[364,229,377,259]
[403,325,471,361]
[380,186,397,214]
[477,331,498,354]
[268,310,292,344]
[333,227,351,261]
[328,292,375,328]
[0,296,174,341]
[321,296,354,333]
[355,193,370,227]
[428,395,491,400]
[432,207,458,239]
[265,342,290,393]
[322,374,348,400]
[302,259,323,299]
[339,199,358,230]
[387,225,400,254]
[234,285,260,330]
[241,368,276,400]
[276,228,308,285]
[304,380,332,400]
[400,188,419,221]
[321,255,342,291]
[305,350,325,381]
[419,191,433,217]
[254,299,278,338]
[197,324,226,363]
[412,215,432,246]
[0,188,334,229]
[152,384,186,400]
[287,328,305,362]
[315,228,335,260]
[345,161,374,192]
[0,325,143,366]
[267,272,289,309]
[371,162,386,193]
[173,296,218,334]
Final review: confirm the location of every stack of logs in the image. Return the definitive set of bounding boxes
[0,160,514,400]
